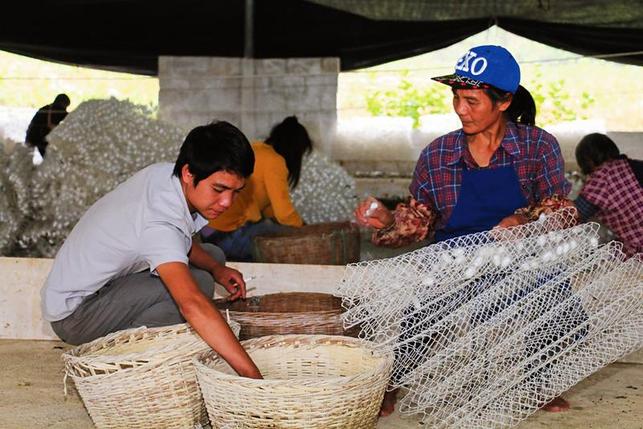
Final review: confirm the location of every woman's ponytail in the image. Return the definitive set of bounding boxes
[506,85,536,126]
[485,84,537,126]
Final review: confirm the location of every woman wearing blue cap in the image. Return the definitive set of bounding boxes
[355,45,574,415]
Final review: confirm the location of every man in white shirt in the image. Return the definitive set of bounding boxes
[41,121,262,379]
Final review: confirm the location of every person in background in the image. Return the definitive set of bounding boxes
[41,121,262,379]
[25,93,70,157]
[354,45,574,416]
[573,133,643,256]
[202,116,312,261]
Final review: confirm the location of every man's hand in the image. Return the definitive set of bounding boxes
[354,197,394,230]
[189,241,245,301]
[496,213,529,229]
[156,262,262,379]
[212,265,246,301]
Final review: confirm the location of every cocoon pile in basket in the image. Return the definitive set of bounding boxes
[194,334,393,428]
[215,292,360,340]
[62,321,240,429]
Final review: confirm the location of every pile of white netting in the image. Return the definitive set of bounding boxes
[338,208,642,428]
[0,140,36,254]
[291,150,358,224]
[0,97,358,256]
[16,98,186,257]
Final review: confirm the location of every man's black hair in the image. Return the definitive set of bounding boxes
[172,121,255,186]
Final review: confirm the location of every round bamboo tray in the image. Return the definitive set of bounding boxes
[251,221,361,265]
[214,292,359,340]
[194,334,393,428]
[62,321,240,429]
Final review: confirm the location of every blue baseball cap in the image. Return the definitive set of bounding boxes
[432,45,521,94]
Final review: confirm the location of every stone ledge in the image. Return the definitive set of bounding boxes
[0,257,345,341]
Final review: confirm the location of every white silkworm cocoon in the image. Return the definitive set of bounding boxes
[493,254,502,266]
[412,296,423,310]
[478,246,494,257]
[472,256,485,267]
[542,251,554,262]
[555,245,564,256]
[590,237,599,247]
[501,256,512,268]
[365,201,379,216]
[538,213,547,222]
[464,266,477,278]
[422,276,435,287]
[548,232,562,243]
[537,236,547,247]
[570,239,578,250]
[562,243,570,253]
[441,252,454,264]
[452,248,466,265]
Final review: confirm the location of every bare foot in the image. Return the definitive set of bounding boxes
[379,388,399,417]
[542,396,570,412]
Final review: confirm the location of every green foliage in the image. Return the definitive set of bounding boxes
[364,66,596,128]
[524,66,595,126]
[364,70,450,128]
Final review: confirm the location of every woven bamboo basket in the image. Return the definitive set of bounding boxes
[62,321,240,429]
[214,292,359,340]
[194,334,393,428]
[251,221,361,265]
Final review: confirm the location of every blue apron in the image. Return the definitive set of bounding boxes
[391,163,587,386]
[435,164,527,242]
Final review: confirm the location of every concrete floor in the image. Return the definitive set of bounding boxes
[1,339,641,429]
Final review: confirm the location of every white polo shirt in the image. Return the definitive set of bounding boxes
[41,163,209,321]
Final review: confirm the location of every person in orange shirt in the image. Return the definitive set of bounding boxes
[202,116,312,261]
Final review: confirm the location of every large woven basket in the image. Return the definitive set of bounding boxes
[215,292,359,340]
[194,334,393,428]
[62,321,240,429]
[251,221,361,265]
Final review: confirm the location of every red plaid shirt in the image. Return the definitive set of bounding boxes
[409,122,570,231]
[580,158,643,256]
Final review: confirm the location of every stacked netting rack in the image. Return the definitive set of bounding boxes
[338,208,643,428]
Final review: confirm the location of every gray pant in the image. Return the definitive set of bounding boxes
[51,244,225,345]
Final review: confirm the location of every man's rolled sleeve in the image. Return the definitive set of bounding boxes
[140,224,191,273]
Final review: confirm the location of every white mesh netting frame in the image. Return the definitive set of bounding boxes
[401,246,642,427]
[388,241,618,388]
[336,209,643,428]
[433,280,641,428]
[339,208,589,344]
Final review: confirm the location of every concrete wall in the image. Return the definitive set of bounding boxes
[3,256,641,367]
[158,57,339,156]
[156,57,639,173]
[0,257,345,340]
[335,116,642,176]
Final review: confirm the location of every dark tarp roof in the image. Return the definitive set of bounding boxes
[1,0,641,75]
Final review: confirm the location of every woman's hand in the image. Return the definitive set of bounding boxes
[496,213,529,229]
[354,197,394,230]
